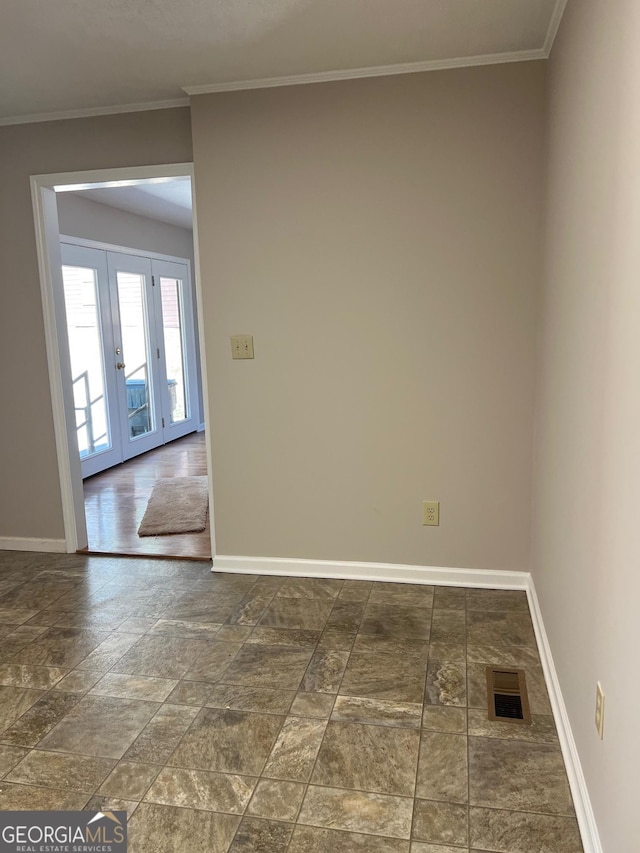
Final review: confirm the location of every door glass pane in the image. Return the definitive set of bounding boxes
[116,271,154,439]
[160,277,189,423]
[62,265,111,459]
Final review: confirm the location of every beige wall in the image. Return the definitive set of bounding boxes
[532,0,640,849]
[0,108,192,541]
[191,62,546,568]
[56,193,195,261]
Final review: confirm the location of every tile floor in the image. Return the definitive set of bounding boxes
[0,551,584,852]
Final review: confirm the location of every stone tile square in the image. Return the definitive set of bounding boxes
[421,705,467,733]
[221,644,314,690]
[247,778,306,822]
[466,643,541,668]
[0,581,78,611]
[54,669,103,694]
[147,619,222,639]
[98,760,160,800]
[465,589,529,612]
[0,608,40,626]
[0,781,89,810]
[277,578,343,600]
[432,587,466,611]
[206,683,295,714]
[246,627,320,647]
[144,766,255,813]
[360,603,431,640]
[312,721,419,796]
[416,731,468,803]
[300,649,349,693]
[469,737,574,815]
[412,799,468,847]
[39,695,159,758]
[10,628,110,668]
[228,817,293,853]
[215,625,253,642]
[340,650,426,703]
[165,680,213,706]
[428,642,465,662]
[367,583,434,607]
[430,609,466,644]
[338,581,373,601]
[466,610,537,649]
[0,744,29,778]
[6,749,115,792]
[123,703,199,764]
[325,601,365,633]
[290,692,335,718]
[226,591,277,626]
[331,696,421,729]
[128,803,239,853]
[90,673,178,702]
[112,636,211,679]
[0,685,45,731]
[0,690,81,747]
[352,636,428,657]
[183,640,243,683]
[83,795,139,817]
[425,661,467,706]
[469,807,583,853]
[263,715,327,782]
[467,708,558,743]
[115,617,158,634]
[289,825,410,852]
[0,663,67,690]
[299,785,413,839]
[259,597,334,630]
[317,629,356,651]
[168,707,283,774]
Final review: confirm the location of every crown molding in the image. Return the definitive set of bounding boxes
[183,49,546,96]
[0,11,569,129]
[0,97,190,128]
[544,0,569,57]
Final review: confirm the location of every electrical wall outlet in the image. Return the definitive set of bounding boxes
[423,501,440,526]
[231,335,254,359]
[595,682,605,739]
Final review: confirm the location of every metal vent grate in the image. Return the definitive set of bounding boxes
[486,667,531,724]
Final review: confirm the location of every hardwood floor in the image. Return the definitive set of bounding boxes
[82,432,211,559]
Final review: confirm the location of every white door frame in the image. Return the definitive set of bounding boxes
[30,163,215,555]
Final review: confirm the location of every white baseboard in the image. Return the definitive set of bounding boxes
[197,423,206,433]
[0,537,67,554]
[527,577,602,853]
[212,554,529,589]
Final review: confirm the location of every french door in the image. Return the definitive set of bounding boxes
[60,243,199,478]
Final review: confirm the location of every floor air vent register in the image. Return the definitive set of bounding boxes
[486,666,532,724]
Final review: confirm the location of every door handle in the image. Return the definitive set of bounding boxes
[116,362,126,370]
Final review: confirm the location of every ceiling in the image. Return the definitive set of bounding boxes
[1,0,565,125]
[63,178,193,230]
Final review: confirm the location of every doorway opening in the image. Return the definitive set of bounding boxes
[31,164,213,560]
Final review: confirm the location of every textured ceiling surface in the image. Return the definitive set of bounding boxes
[1,0,561,122]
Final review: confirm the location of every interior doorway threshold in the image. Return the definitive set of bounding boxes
[77,547,212,562]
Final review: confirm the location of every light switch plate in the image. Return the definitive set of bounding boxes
[231,335,254,359]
